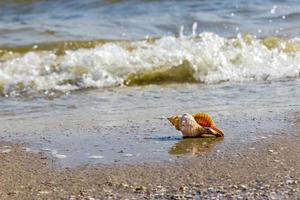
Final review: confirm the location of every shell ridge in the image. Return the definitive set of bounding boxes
[192,112,216,128]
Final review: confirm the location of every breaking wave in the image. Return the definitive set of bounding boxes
[0,32,300,96]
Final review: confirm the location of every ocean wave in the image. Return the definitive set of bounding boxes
[0,32,300,96]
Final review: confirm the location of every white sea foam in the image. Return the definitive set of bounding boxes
[51,150,67,159]
[0,32,300,96]
[54,154,67,159]
[88,155,104,159]
[124,153,133,157]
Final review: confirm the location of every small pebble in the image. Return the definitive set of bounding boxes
[1,149,11,153]
[240,184,247,190]
[39,191,50,194]
[286,179,297,185]
[24,147,31,152]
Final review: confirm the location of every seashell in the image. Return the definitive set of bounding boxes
[193,112,224,137]
[180,114,205,137]
[193,112,216,128]
[167,112,224,138]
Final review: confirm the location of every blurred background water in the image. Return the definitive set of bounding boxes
[0,0,300,46]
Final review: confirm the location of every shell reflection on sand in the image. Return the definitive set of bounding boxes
[168,138,223,155]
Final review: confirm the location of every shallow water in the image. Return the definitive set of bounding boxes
[0,80,299,167]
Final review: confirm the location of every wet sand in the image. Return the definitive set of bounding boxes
[1,120,300,199]
[1,81,299,168]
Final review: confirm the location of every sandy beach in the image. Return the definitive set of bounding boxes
[0,119,299,199]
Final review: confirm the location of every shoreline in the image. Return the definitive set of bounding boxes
[1,120,300,199]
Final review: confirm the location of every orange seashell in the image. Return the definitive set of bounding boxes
[193,112,224,137]
[167,112,224,138]
[192,112,216,128]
